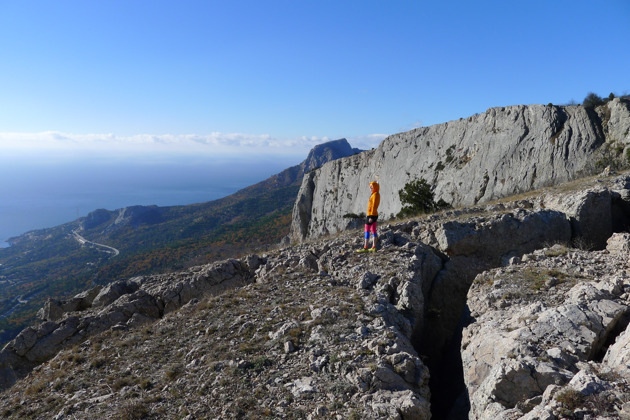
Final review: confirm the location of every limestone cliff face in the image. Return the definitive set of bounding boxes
[291,99,630,241]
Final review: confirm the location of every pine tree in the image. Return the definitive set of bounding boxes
[397,178,449,218]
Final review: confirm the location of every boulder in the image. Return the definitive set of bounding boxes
[38,286,103,321]
[92,280,140,308]
[606,232,630,255]
[603,322,630,379]
[543,187,613,249]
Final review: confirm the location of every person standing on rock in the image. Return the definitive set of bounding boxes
[358,181,380,252]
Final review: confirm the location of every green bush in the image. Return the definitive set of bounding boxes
[397,178,449,218]
[583,92,604,108]
[555,388,584,410]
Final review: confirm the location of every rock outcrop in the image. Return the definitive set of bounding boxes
[462,235,630,419]
[0,258,260,391]
[3,172,630,419]
[302,138,361,173]
[291,99,630,242]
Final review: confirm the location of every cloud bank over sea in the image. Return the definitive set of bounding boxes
[0,131,386,160]
[0,131,387,245]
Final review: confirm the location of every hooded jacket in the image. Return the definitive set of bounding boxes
[367,182,380,217]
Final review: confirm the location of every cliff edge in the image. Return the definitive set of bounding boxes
[291,99,630,242]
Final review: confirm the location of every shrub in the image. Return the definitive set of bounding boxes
[397,178,450,218]
[118,400,149,420]
[583,92,604,108]
[555,388,584,410]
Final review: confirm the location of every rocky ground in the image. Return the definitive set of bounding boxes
[2,173,630,419]
[463,237,630,419]
[0,229,438,419]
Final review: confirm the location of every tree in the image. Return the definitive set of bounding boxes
[397,178,449,218]
[582,92,604,108]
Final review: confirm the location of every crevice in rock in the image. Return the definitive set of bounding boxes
[549,106,568,146]
[413,257,480,420]
[421,306,473,420]
[592,309,630,363]
[612,191,630,233]
[584,106,607,150]
[411,191,630,419]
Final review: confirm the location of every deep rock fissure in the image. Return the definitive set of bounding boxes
[418,306,472,420]
[415,261,479,420]
[413,192,630,420]
[592,310,630,363]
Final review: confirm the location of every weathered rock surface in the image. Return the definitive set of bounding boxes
[291,99,630,242]
[462,237,630,419]
[0,221,442,419]
[0,258,258,391]
[2,173,630,419]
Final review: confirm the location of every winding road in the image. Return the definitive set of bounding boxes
[72,229,120,257]
[1,232,119,320]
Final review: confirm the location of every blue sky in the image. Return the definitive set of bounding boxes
[0,0,629,159]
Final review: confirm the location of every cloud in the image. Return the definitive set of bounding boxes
[348,134,388,150]
[0,131,302,155]
[399,120,424,132]
[0,131,388,163]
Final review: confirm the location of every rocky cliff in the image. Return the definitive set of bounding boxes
[291,98,630,242]
[3,171,630,419]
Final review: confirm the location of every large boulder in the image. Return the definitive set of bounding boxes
[543,188,613,249]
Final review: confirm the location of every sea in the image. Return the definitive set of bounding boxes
[0,155,299,248]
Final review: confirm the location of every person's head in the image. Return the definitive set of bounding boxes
[369,181,379,193]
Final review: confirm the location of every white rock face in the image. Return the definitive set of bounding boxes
[291,100,630,241]
[462,237,630,419]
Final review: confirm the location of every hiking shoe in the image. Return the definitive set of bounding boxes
[356,248,369,253]
[368,247,377,252]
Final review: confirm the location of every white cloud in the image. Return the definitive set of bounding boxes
[347,133,388,150]
[399,120,424,132]
[0,131,388,162]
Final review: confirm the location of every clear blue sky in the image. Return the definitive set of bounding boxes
[0,0,629,158]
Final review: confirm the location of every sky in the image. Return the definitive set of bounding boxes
[0,0,629,161]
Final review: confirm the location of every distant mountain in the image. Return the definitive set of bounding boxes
[0,138,361,347]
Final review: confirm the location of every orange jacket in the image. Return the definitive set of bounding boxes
[367,182,380,216]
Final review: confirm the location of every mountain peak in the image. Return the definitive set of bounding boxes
[302,138,361,173]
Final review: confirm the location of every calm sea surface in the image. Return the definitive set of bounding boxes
[0,156,297,247]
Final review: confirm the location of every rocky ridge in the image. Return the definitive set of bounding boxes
[291,98,630,242]
[2,172,630,419]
